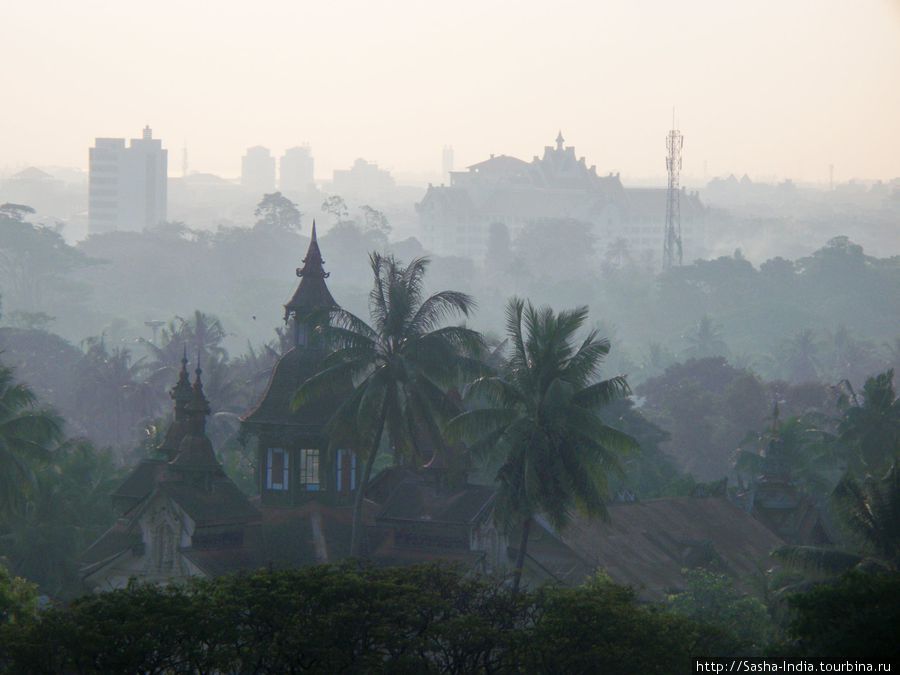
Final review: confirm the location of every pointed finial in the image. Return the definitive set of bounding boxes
[170,343,193,409]
[187,349,211,421]
[556,130,564,150]
[311,219,318,242]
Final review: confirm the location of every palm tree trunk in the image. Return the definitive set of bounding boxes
[349,405,388,558]
[511,516,532,593]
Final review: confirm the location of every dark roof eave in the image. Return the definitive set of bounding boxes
[240,418,330,432]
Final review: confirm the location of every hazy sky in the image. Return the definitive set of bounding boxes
[3,0,899,184]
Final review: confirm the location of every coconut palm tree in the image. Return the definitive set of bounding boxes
[448,298,636,591]
[140,311,229,396]
[780,329,821,383]
[293,253,484,556]
[0,363,63,516]
[838,369,900,474]
[73,337,155,449]
[774,464,900,577]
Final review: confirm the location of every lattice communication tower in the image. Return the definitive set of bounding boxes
[662,125,683,270]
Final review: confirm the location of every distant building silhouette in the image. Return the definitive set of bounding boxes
[279,146,315,194]
[417,132,707,264]
[241,146,276,196]
[331,158,395,203]
[442,146,454,183]
[88,126,167,234]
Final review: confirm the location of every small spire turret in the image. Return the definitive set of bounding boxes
[283,220,340,347]
[186,356,211,435]
[169,353,221,480]
[171,346,192,414]
[158,346,195,460]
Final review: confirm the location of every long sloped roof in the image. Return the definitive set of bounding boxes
[241,347,348,430]
[110,459,167,503]
[377,477,495,525]
[544,496,784,598]
[80,519,141,570]
[161,479,259,526]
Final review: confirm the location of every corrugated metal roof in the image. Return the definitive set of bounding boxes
[546,496,784,597]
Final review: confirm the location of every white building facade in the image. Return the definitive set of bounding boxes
[88,126,167,234]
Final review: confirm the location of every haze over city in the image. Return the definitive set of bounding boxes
[4,0,900,182]
[0,2,898,671]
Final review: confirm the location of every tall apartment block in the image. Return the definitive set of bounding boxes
[279,146,315,194]
[88,126,167,234]
[241,146,276,196]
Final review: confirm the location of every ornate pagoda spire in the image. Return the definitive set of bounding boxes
[186,359,211,435]
[170,355,222,479]
[172,346,192,414]
[283,221,340,349]
[158,346,194,460]
[284,220,338,321]
[556,130,565,151]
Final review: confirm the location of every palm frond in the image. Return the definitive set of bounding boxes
[571,376,631,409]
[407,290,477,334]
[446,407,519,445]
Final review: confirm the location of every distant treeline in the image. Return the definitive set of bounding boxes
[0,200,897,389]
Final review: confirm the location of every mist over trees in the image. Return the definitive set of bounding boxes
[0,189,897,667]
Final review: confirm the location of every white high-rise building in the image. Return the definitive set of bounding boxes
[88,126,167,234]
[280,146,315,194]
[241,146,276,196]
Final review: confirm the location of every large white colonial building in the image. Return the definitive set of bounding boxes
[417,132,708,266]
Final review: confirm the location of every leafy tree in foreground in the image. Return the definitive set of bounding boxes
[294,253,484,556]
[0,564,37,625]
[666,569,773,654]
[0,563,740,674]
[449,298,635,591]
[785,571,900,659]
[2,440,121,598]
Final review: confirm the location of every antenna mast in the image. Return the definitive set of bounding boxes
[662,113,683,270]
